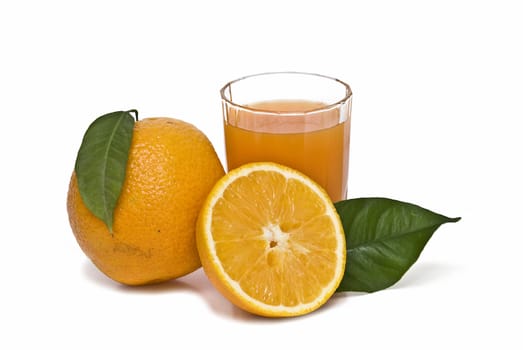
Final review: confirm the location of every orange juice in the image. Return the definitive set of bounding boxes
[224,99,350,202]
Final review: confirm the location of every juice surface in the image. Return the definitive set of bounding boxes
[224,100,350,202]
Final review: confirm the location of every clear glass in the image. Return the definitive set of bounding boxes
[221,72,352,202]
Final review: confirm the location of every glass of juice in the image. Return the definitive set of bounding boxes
[220,72,352,202]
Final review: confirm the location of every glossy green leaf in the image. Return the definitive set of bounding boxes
[335,198,460,293]
[74,110,136,232]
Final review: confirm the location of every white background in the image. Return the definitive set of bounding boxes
[1,0,521,348]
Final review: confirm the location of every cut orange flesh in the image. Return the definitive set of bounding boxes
[196,162,346,317]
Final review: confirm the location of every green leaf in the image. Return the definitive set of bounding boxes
[334,198,460,293]
[74,110,136,233]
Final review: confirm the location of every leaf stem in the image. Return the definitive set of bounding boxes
[127,109,139,121]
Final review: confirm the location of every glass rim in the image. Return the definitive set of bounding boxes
[220,71,352,116]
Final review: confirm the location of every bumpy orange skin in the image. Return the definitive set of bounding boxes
[67,118,225,285]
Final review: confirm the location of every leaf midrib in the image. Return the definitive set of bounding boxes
[101,113,126,227]
[347,222,447,251]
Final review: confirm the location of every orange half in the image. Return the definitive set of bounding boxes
[196,162,346,317]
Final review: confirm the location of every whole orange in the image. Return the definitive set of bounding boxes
[67,117,225,285]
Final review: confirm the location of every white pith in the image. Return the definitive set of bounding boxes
[262,223,289,249]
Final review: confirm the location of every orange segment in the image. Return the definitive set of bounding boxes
[197,162,346,317]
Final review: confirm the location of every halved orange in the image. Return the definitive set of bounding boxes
[196,162,346,317]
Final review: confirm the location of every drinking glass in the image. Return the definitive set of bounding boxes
[220,72,352,202]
